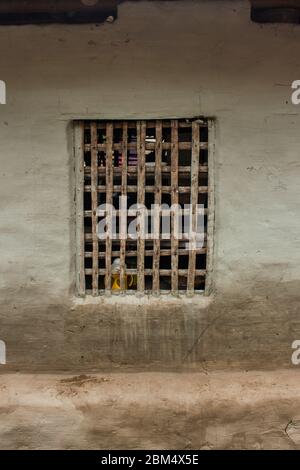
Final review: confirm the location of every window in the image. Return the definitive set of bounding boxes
[74,119,214,297]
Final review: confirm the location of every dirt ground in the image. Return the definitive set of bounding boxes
[0,370,300,450]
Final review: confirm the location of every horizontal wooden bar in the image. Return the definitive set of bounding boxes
[85,269,206,276]
[84,208,208,217]
[84,165,208,175]
[84,121,208,130]
[85,247,207,258]
[84,289,205,296]
[84,233,208,242]
[84,185,208,193]
[84,142,208,152]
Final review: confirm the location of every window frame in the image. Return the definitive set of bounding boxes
[74,118,215,298]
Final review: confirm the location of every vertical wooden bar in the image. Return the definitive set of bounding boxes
[187,121,200,295]
[105,122,113,294]
[171,120,179,295]
[74,121,85,296]
[152,120,162,294]
[91,122,99,296]
[137,121,146,294]
[120,121,128,293]
[205,120,215,296]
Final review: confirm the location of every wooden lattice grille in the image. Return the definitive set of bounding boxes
[74,119,213,296]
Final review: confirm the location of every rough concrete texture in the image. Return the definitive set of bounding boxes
[2,290,299,371]
[0,0,300,371]
[0,371,300,450]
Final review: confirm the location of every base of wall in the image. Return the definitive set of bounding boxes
[1,282,300,371]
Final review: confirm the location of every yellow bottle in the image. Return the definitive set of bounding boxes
[112,273,135,290]
[111,258,136,290]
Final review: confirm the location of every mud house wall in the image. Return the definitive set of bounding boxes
[0,0,299,371]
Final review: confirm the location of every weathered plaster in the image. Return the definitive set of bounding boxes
[0,0,299,370]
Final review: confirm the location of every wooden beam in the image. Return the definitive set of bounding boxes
[0,0,118,24]
[84,142,208,152]
[85,248,207,259]
[205,120,215,296]
[84,185,208,194]
[120,121,128,293]
[187,121,200,295]
[152,120,162,295]
[251,0,300,23]
[105,122,113,294]
[0,1,117,14]
[171,120,179,295]
[5,0,300,14]
[74,121,85,297]
[91,122,99,296]
[86,269,206,277]
[250,0,300,8]
[137,121,146,295]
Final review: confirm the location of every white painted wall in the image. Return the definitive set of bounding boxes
[0,0,299,369]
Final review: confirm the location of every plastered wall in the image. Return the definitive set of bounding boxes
[0,0,299,371]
